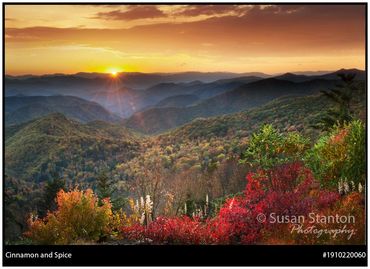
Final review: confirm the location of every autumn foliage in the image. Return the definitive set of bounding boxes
[25,123,365,245]
[120,162,364,245]
[306,120,365,188]
[25,189,115,244]
[288,191,365,245]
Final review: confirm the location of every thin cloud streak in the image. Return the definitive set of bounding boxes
[92,5,166,21]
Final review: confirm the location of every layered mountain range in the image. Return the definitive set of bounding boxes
[4,68,366,242]
[5,69,365,133]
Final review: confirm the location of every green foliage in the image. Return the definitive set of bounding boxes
[241,124,309,170]
[5,113,140,184]
[342,120,366,183]
[39,178,66,216]
[96,171,128,211]
[305,120,365,188]
[166,94,347,143]
[97,172,111,200]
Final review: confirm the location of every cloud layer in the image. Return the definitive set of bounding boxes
[5,4,366,74]
[92,5,166,21]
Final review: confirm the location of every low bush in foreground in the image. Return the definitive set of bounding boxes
[25,189,115,244]
[306,120,365,188]
[120,162,364,245]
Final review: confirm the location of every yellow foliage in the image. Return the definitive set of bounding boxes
[25,188,116,244]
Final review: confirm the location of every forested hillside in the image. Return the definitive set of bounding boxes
[124,76,349,134]
[5,113,140,182]
[5,95,121,125]
[4,71,366,245]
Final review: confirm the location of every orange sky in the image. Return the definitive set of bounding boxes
[5,4,366,75]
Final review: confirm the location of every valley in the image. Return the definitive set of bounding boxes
[4,69,366,244]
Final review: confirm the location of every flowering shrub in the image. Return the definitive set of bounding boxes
[25,188,116,244]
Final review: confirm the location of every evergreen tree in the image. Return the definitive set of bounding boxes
[315,73,360,131]
[96,171,127,210]
[97,172,111,200]
[40,178,66,216]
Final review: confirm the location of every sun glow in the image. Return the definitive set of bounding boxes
[106,67,122,78]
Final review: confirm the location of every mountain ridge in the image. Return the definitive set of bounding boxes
[5,95,121,126]
[124,77,340,134]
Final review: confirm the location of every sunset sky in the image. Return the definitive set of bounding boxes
[5,4,366,75]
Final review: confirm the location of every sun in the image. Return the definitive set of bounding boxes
[106,67,122,78]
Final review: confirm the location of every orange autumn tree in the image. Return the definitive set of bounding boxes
[25,188,114,244]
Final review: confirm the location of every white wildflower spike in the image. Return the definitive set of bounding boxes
[350,181,356,191]
[338,179,343,195]
[135,199,139,212]
[205,194,209,216]
[184,202,187,215]
[358,182,363,193]
[140,212,145,225]
[145,195,153,215]
[343,179,350,194]
[140,196,145,210]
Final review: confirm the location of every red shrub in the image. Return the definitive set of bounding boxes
[269,162,305,191]
[121,224,146,242]
[216,197,260,244]
[120,162,344,245]
[316,190,341,209]
[122,216,216,244]
[212,162,321,244]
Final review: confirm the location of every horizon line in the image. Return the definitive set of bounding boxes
[4,67,365,77]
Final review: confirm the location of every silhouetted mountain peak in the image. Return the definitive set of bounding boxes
[334,68,363,74]
[319,68,365,80]
[274,73,310,82]
[282,72,295,76]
